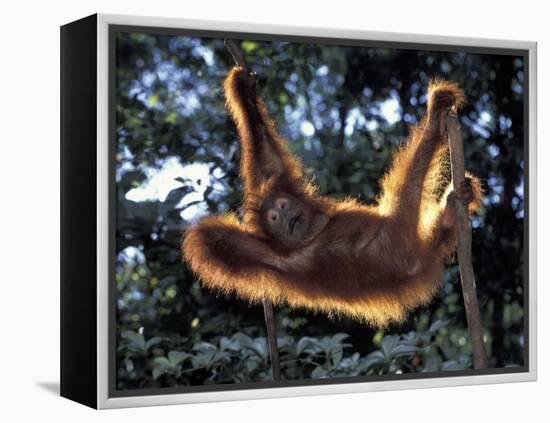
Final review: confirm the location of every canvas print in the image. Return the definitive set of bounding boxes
[113,29,526,393]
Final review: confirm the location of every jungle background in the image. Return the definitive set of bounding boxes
[114,32,525,390]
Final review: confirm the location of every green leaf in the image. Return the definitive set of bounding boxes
[219,336,240,351]
[232,333,253,348]
[331,333,350,345]
[380,335,399,358]
[458,355,473,368]
[145,336,163,350]
[372,330,384,346]
[153,357,171,367]
[252,338,268,359]
[276,336,291,349]
[246,359,260,373]
[331,347,343,366]
[422,357,441,372]
[428,320,449,333]
[349,171,364,184]
[214,351,231,364]
[391,344,418,357]
[164,111,177,124]
[296,337,311,355]
[193,341,217,352]
[362,351,385,369]
[311,366,327,379]
[168,350,189,366]
[192,350,216,368]
[148,94,158,107]
[152,367,165,380]
[125,331,146,352]
[241,41,259,54]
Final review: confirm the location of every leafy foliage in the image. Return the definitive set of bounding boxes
[117,319,486,387]
[115,32,525,390]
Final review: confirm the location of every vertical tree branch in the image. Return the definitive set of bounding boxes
[446,111,487,369]
[263,298,281,380]
[224,38,282,380]
[224,38,246,68]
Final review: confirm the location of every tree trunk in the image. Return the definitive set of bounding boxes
[446,111,487,369]
[263,298,281,380]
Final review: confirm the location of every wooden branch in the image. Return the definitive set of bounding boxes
[446,111,487,369]
[224,38,246,68]
[263,298,281,380]
[224,38,282,380]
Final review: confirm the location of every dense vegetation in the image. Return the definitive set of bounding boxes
[115,32,525,390]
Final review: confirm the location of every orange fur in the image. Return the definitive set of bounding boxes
[182,70,482,327]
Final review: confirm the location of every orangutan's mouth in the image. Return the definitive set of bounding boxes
[289,213,302,235]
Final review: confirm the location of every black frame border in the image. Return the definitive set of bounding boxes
[60,13,98,409]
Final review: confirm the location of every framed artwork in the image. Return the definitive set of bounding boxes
[60,13,537,409]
